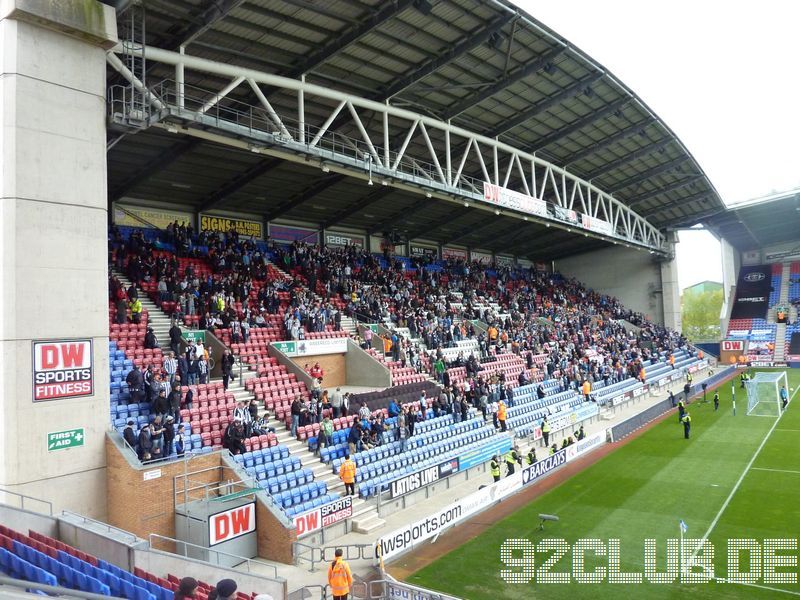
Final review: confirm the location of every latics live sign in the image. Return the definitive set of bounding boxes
[47,428,85,452]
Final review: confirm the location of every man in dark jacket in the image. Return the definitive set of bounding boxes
[153,389,169,418]
[225,420,247,455]
[137,425,152,461]
[168,379,183,420]
[123,420,137,450]
[169,322,183,356]
[126,366,144,405]
[221,350,235,390]
[178,355,190,384]
[163,416,176,457]
[144,327,159,349]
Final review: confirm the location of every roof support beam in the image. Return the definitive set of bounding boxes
[582,137,673,181]
[437,211,488,245]
[608,156,689,194]
[565,118,655,166]
[110,137,200,202]
[176,0,249,48]
[486,72,605,138]
[286,0,416,78]
[627,174,705,207]
[321,187,395,229]
[441,45,564,120]
[382,13,516,100]
[368,197,431,236]
[527,97,629,153]
[477,221,525,250]
[199,157,283,212]
[264,174,348,222]
[640,191,710,217]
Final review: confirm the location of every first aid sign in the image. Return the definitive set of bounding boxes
[209,503,256,546]
[32,339,94,402]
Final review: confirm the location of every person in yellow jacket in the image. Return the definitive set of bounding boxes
[581,379,591,402]
[497,400,507,432]
[328,548,353,600]
[339,454,356,497]
[129,298,143,324]
[490,455,501,482]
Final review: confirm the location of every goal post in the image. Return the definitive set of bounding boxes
[745,371,789,417]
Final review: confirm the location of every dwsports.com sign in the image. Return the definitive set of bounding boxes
[390,458,460,498]
[294,496,352,537]
[483,182,548,218]
[32,339,93,402]
[581,214,613,236]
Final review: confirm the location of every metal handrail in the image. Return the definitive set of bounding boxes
[148,533,279,578]
[0,488,53,516]
[60,510,138,543]
[0,575,127,599]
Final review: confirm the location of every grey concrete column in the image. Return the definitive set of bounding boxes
[0,0,117,517]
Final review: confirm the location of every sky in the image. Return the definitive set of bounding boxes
[515,0,800,289]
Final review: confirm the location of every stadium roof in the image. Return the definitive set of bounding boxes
[705,188,800,251]
[105,0,725,259]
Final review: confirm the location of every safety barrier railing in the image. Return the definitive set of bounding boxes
[60,510,139,543]
[0,488,53,516]
[293,541,377,572]
[147,533,278,578]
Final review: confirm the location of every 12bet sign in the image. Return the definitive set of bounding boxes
[32,339,94,402]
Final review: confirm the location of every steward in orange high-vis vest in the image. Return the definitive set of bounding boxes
[328,549,353,599]
[497,401,507,432]
[339,455,356,497]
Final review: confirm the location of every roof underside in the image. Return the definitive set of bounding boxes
[706,190,800,252]
[106,0,725,260]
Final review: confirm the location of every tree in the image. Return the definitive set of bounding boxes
[681,289,723,342]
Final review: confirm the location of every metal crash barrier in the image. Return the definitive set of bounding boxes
[293,542,377,572]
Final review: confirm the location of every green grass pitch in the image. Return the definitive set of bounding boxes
[407,369,800,599]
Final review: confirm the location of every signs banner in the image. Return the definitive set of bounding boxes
[183,331,206,344]
[377,471,522,560]
[581,214,614,236]
[483,182,548,218]
[114,204,193,230]
[32,339,93,402]
[47,428,85,452]
[294,496,353,537]
[410,245,438,258]
[272,338,348,357]
[565,430,606,461]
[442,247,468,261]
[458,435,512,470]
[200,214,263,239]
[390,458,459,498]
[324,231,365,248]
[209,503,256,546]
[554,206,579,224]
[495,255,515,267]
[764,248,800,263]
[268,223,319,245]
[731,265,771,319]
[470,250,493,264]
[721,340,744,352]
[547,403,599,432]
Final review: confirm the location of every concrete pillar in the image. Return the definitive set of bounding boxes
[659,249,682,333]
[0,0,117,517]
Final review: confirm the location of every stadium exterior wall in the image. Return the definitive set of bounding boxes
[0,0,117,519]
[555,245,666,325]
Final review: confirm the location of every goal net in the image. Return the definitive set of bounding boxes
[745,371,789,417]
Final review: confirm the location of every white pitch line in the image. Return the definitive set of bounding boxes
[775,428,800,432]
[690,385,800,561]
[713,577,800,597]
[751,467,800,475]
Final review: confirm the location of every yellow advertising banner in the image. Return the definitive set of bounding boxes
[114,204,193,230]
[199,213,263,238]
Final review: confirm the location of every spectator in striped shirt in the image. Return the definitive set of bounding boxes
[198,355,209,384]
[164,352,178,387]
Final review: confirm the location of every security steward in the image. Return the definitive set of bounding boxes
[526,448,537,465]
[681,412,692,439]
[497,400,508,432]
[541,418,551,447]
[339,454,357,497]
[327,548,353,600]
[677,398,686,423]
[505,447,519,477]
[713,391,720,411]
[490,455,502,482]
